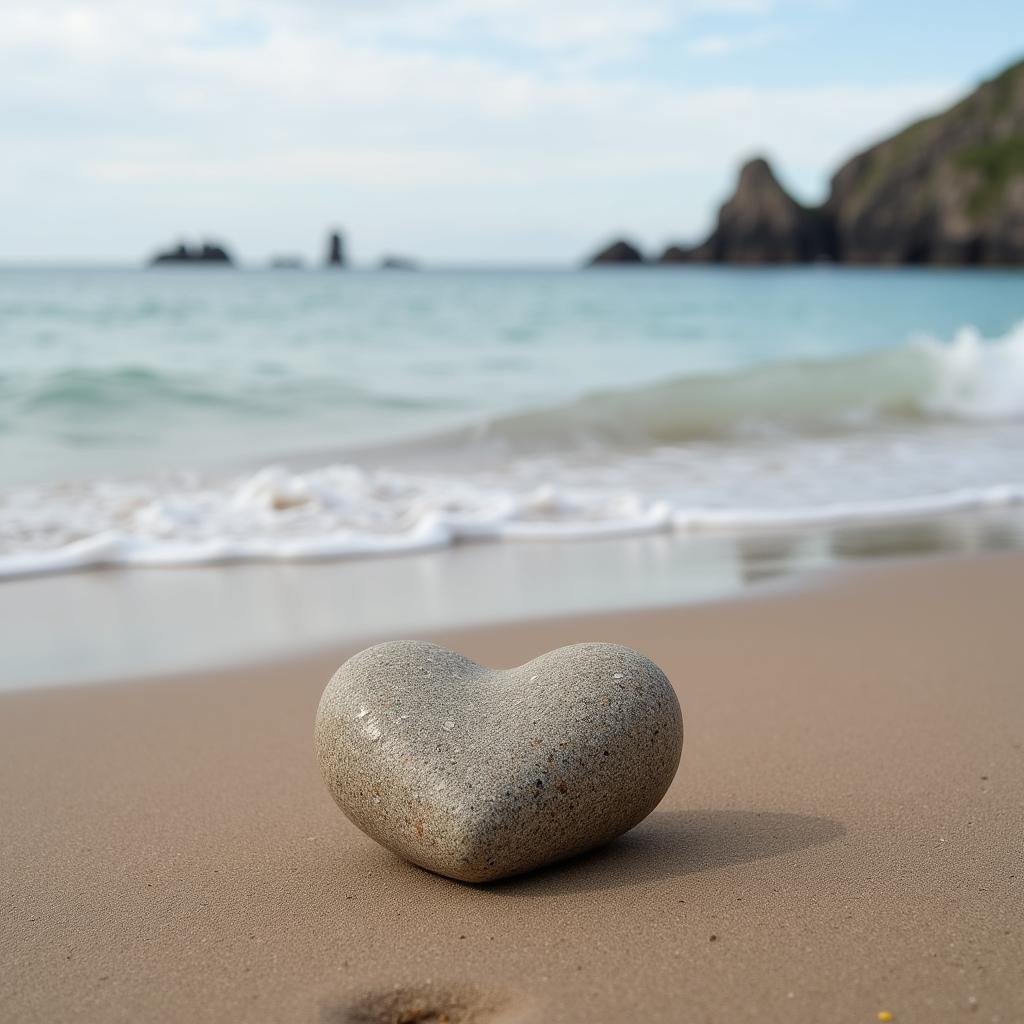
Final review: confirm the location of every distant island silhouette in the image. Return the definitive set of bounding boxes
[269,255,304,269]
[147,229,353,269]
[149,241,234,266]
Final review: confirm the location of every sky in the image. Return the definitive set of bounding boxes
[1,1,1021,265]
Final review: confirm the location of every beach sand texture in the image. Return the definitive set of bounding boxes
[2,554,1022,1023]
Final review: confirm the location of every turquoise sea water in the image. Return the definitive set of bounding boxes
[2,265,1023,575]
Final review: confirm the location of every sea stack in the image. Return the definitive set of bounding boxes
[326,230,346,267]
[661,157,833,264]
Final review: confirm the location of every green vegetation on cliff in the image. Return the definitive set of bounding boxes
[959,137,1024,215]
[826,56,1024,262]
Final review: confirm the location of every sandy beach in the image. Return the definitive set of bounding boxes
[2,551,1022,1023]
[3,13,1024,1024]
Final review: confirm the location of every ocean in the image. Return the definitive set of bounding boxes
[2,265,1023,578]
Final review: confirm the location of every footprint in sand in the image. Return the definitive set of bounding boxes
[323,982,536,1024]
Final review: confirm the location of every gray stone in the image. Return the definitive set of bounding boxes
[315,641,683,883]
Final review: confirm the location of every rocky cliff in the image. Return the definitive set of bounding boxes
[597,56,1024,267]
[824,58,1024,264]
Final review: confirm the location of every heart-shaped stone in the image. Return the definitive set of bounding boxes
[315,641,683,882]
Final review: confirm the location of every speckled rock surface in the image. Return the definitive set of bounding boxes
[315,641,683,883]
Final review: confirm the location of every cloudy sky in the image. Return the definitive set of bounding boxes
[1,1,1020,264]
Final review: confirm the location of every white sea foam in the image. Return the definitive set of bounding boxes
[922,323,1024,420]
[3,323,1024,580]
[1,460,1023,579]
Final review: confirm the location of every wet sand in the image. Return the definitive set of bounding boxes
[5,508,1020,691]
[2,553,1023,1022]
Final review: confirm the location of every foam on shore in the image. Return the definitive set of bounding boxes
[3,321,1024,580]
[1,464,1022,579]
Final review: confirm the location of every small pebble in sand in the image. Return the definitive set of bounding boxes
[315,640,683,882]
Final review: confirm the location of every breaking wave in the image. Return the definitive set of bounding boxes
[2,322,1024,579]
[474,322,1024,447]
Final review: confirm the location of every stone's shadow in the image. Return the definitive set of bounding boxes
[487,809,845,896]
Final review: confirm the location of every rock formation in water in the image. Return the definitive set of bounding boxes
[326,230,346,267]
[587,238,646,264]
[614,56,1024,267]
[661,157,833,263]
[149,241,234,265]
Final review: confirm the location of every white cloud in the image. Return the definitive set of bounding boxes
[302,0,777,56]
[687,28,784,56]
[0,0,959,262]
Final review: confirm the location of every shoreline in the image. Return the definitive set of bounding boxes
[4,508,1022,691]
[2,552,1022,1022]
